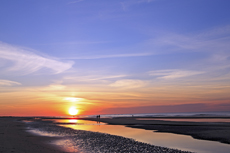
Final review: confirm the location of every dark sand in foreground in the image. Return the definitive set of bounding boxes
[0,117,65,153]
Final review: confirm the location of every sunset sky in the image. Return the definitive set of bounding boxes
[0,0,230,116]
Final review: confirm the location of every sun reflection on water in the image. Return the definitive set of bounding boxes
[68,119,78,123]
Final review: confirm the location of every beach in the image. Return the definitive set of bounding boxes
[0,117,65,153]
[0,117,194,153]
[1,116,230,153]
[83,116,230,144]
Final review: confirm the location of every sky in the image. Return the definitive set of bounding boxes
[0,0,230,116]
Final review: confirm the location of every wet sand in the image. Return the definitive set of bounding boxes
[0,117,65,153]
[26,119,193,153]
[0,117,193,153]
[1,116,230,153]
[83,117,230,144]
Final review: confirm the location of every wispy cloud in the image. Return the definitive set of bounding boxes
[63,74,127,85]
[0,79,21,86]
[0,42,74,75]
[64,52,153,60]
[197,25,230,39]
[42,84,66,91]
[143,25,230,74]
[149,69,204,79]
[148,25,230,54]
[110,79,147,88]
[42,40,110,46]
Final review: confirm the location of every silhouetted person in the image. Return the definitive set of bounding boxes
[96,115,100,123]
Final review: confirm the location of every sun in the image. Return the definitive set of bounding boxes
[68,106,79,115]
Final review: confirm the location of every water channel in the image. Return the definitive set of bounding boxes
[52,119,230,153]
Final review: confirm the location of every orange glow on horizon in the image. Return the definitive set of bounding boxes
[1,90,229,116]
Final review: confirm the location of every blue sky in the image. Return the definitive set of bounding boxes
[0,0,230,115]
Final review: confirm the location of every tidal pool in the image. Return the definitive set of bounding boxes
[56,119,230,153]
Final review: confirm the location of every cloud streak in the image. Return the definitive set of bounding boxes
[143,25,230,77]
[149,69,204,79]
[0,42,74,75]
[0,79,21,86]
[149,25,230,54]
[110,79,147,88]
[64,52,153,60]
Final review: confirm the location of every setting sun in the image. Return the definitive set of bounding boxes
[68,106,79,115]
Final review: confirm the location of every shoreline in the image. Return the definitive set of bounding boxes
[0,117,194,153]
[1,116,230,153]
[82,117,230,144]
